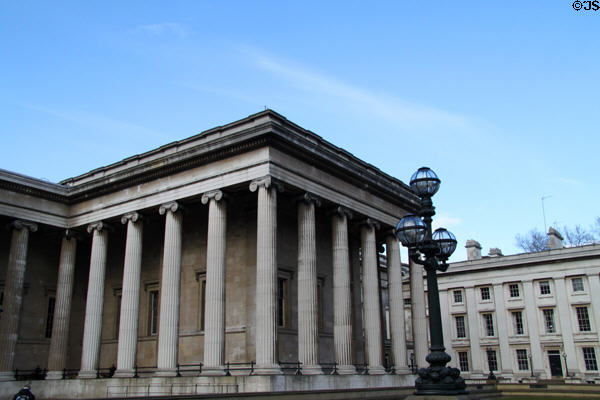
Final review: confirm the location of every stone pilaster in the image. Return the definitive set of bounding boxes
[465,286,483,376]
[360,219,385,374]
[386,233,409,373]
[155,202,183,376]
[409,256,428,369]
[79,222,109,379]
[0,220,37,381]
[523,279,544,376]
[331,207,356,374]
[297,193,322,374]
[115,212,143,378]
[201,190,228,375]
[493,283,512,377]
[249,176,282,374]
[46,232,77,380]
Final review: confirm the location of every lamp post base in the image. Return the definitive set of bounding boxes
[414,351,467,396]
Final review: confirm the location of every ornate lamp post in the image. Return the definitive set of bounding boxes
[395,167,467,396]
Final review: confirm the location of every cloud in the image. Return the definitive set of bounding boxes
[243,48,471,130]
[558,177,583,186]
[432,214,462,230]
[20,104,169,141]
[134,22,190,38]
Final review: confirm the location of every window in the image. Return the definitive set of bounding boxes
[458,351,469,371]
[572,277,584,292]
[149,290,159,336]
[404,298,411,305]
[317,278,324,331]
[45,296,56,339]
[480,287,491,301]
[509,284,520,298]
[512,311,524,335]
[576,306,591,332]
[583,347,598,371]
[277,277,290,328]
[453,290,463,303]
[115,294,122,338]
[455,315,466,338]
[483,313,494,336]
[543,309,556,333]
[487,349,498,371]
[516,349,529,370]
[540,281,551,295]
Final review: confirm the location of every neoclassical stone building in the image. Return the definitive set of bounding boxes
[0,110,419,398]
[407,230,600,383]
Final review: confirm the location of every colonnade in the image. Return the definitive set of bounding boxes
[0,176,412,379]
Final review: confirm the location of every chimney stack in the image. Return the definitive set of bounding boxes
[489,248,503,257]
[466,240,482,260]
[547,227,564,250]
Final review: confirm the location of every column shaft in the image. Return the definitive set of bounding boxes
[360,222,385,374]
[202,191,227,374]
[332,210,355,374]
[46,234,77,379]
[156,202,183,376]
[250,178,281,374]
[0,221,36,381]
[493,283,512,376]
[79,223,109,378]
[523,280,544,376]
[115,213,143,377]
[410,257,428,369]
[465,286,483,376]
[386,235,408,372]
[297,197,321,374]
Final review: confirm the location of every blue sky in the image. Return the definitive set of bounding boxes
[1,1,598,261]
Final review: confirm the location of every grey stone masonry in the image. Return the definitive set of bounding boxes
[386,233,409,372]
[0,220,37,381]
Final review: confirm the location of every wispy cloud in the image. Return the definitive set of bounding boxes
[432,214,462,230]
[20,104,169,141]
[243,48,471,130]
[134,22,190,38]
[558,177,583,186]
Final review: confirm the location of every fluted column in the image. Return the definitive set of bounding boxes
[0,220,37,381]
[386,233,409,373]
[155,201,183,376]
[331,207,356,374]
[46,232,77,380]
[115,212,143,378]
[201,190,228,375]
[297,193,322,374]
[79,222,109,379]
[409,256,428,369]
[250,176,282,374]
[360,219,385,374]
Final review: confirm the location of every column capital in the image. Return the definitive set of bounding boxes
[201,189,226,204]
[331,206,353,220]
[11,220,38,232]
[296,192,321,207]
[249,176,283,193]
[62,229,81,241]
[159,201,181,215]
[121,212,142,225]
[87,221,108,234]
[359,218,380,231]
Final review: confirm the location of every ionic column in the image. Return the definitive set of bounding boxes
[201,190,228,375]
[297,193,322,374]
[249,176,282,374]
[410,256,428,369]
[155,202,183,376]
[360,219,385,374]
[331,207,355,374]
[523,279,544,376]
[79,222,109,379]
[115,212,143,378]
[0,220,37,381]
[386,233,409,373]
[46,231,77,380]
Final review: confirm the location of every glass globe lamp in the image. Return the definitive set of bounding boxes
[432,228,457,260]
[395,214,427,248]
[410,167,441,198]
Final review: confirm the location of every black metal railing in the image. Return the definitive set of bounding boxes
[14,367,46,381]
[278,361,302,375]
[320,362,339,375]
[96,365,116,379]
[224,361,255,376]
[133,365,156,378]
[353,363,370,375]
[175,363,203,377]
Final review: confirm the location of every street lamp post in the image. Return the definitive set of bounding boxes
[528,353,534,378]
[562,352,568,378]
[395,167,466,396]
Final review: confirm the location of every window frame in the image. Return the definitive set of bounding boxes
[486,349,498,372]
[482,313,495,337]
[512,310,525,335]
[480,286,491,302]
[576,306,592,332]
[539,280,552,296]
[542,308,556,334]
[458,351,470,372]
[572,277,585,293]
[455,315,467,339]
[583,347,598,371]
[516,349,529,371]
[508,283,521,298]
[453,289,464,304]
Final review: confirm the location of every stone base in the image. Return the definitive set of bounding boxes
[113,369,135,378]
[368,365,387,375]
[45,370,65,380]
[253,364,282,375]
[336,364,357,375]
[405,395,472,400]
[301,365,323,375]
[0,371,15,382]
[154,368,177,377]
[202,366,227,376]
[77,370,97,379]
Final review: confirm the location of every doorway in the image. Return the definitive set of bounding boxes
[548,350,563,377]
